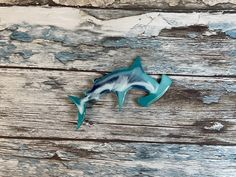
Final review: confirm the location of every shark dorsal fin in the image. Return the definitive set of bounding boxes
[130,56,144,71]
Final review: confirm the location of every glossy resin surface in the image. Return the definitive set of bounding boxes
[69,56,172,128]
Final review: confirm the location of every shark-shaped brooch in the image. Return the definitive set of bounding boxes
[69,56,172,128]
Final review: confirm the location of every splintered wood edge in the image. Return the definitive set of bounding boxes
[1,0,236,10]
[1,7,236,37]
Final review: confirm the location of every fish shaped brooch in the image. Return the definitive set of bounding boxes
[69,56,172,128]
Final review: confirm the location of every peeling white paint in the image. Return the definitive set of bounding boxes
[204,122,224,131]
[1,7,236,38]
[202,0,236,6]
[166,0,181,6]
[203,30,217,36]
[203,95,221,104]
[52,0,116,7]
[0,7,81,30]
[224,84,236,92]
[101,12,236,37]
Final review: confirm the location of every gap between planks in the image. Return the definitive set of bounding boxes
[0,65,235,79]
[0,136,236,146]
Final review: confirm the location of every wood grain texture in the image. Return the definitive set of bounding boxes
[0,7,236,76]
[0,6,235,177]
[0,138,236,177]
[1,0,236,10]
[0,68,235,144]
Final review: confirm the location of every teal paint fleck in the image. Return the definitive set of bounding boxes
[224,83,236,93]
[209,23,236,38]
[202,95,221,104]
[209,23,234,31]
[187,32,198,39]
[225,29,236,39]
[29,26,84,47]
[228,50,236,57]
[0,44,16,59]
[42,27,65,43]
[10,31,33,42]
[16,50,33,59]
[102,37,160,49]
[55,51,78,63]
[0,41,7,46]
[55,51,95,63]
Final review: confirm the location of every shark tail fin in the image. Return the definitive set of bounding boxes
[69,96,87,129]
[130,56,144,71]
[137,75,172,107]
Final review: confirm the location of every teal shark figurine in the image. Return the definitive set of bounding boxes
[69,56,172,128]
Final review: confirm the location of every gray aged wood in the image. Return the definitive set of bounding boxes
[0,139,236,177]
[0,7,236,76]
[0,6,236,177]
[1,0,236,10]
[0,68,235,144]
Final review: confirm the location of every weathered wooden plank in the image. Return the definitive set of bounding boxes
[1,0,236,10]
[0,138,235,177]
[0,68,235,144]
[0,7,236,76]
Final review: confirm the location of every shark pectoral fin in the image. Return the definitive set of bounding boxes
[116,90,128,111]
[137,75,172,107]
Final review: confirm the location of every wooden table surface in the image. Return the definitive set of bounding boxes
[0,1,236,176]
